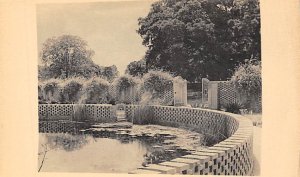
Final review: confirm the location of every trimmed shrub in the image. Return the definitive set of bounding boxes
[141,70,174,105]
[142,70,173,94]
[84,77,110,104]
[39,79,63,103]
[113,75,140,92]
[112,75,140,104]
[60,78,85,104]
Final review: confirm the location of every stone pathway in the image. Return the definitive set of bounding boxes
[243,114,262,175]
[252,126,261,175]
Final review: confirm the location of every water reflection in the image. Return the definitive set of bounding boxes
[40,133,89,151]
[38,133,149,173]
[38,132,190,173]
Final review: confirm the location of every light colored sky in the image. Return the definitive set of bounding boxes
[37,1,155,74]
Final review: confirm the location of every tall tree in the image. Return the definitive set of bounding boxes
[102,65,119,82]
[40,35,96,79]
[125,58,148,77]
[137,0,260,82]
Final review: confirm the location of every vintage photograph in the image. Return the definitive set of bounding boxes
[37,0,261,175]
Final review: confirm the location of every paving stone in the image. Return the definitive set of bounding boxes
[139,164,176,174]
[158,161,190,173]
[129,169,162,174]
[193,151,219,159]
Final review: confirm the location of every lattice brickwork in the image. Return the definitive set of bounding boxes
[128,107,253,176]
[84,104,115,122]
[39,121,84,133]
[218,82,238,108]
[124,105,139,121]
[38,104,74,120]
[204,79,262,112]
[109,83,174,105]
[108,84,117,98]
[151,107,227,139]
[39,104,253,175]
[109,84,140,104]
[161,85,174,105]
[38,104,115,122]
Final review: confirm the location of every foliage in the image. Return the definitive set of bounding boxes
[125,58,148,77]
[142,70,173,97]
[39,78,63,103]
[113,75,140,93]
[42,133,89,152]
[40,35,97,79]
[224,101,244,114]
[38,65,52,81]
[102,65,119,82]
[84,77,110,104]
[230,59,261,95]
[133,106,156,124]
[137,0,260,82]
[59,78,85,103]
[111,75,140,104]
[38,71,176,105]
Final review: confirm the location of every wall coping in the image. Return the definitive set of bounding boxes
[128,105,254,175]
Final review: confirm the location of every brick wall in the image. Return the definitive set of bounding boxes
[126,106,253,175]
[39,121,85,133]
[38,104,253,175]
[38,104,115,122]
[204,79,262,113]
[39,104,74,120]
[108,82,174,105]
[218,82,238,108]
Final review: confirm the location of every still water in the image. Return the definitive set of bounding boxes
[38,133,149,173]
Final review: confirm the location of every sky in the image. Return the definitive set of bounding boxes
[37,1,155,74]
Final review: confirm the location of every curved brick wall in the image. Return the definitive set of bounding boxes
[126,105,253,175]
[38,104,253,175]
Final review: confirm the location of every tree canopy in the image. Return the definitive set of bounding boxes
[125,58,148,77]
[137,0,260,82]
[39,35,119,81]
[40,35,95,78]
[230,59,261,95]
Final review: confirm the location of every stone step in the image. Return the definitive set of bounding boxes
[117,118,127,122]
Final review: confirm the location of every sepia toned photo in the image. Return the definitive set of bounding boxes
[37,0,261,175]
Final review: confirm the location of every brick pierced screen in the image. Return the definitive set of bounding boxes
[38,104,74,120]
[126,106,254,176]
[218,82,238,108]
[38,104,115,122]
[109,82,175,105]
[39,104,254,175]
[204,79,262,112]
[85,104,114,122]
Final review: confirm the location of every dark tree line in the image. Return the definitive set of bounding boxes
[135,0,260,82]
